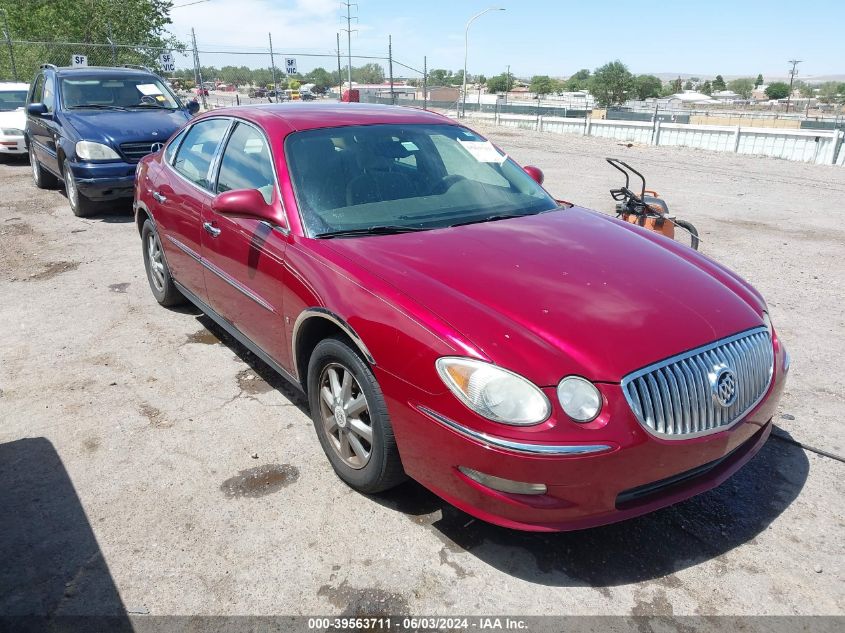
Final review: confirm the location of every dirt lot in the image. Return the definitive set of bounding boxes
[0,125,843,620]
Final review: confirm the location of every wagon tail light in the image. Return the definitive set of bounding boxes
[435,357,550,425]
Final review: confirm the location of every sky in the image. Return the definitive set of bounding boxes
[167,0,845,80]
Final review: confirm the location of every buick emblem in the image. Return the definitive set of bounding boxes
[712,367,738,407]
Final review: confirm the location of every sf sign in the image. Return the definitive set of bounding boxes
[71,54,88,67]
[159,53,176,73]
[285,57,297,75]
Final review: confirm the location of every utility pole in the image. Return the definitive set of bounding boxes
[336,32,343,99]
[191,28,207,110]
[786,59,801,114]
[388,35,394,105]
[423,56,427,110]
[505,64,510,105]
[269,33,279,101]
[107,22,117,65]
[341,2,357,93]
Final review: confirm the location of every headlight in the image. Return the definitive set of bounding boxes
[557,376,602,422]
[1,128,23,136]
[76,141,120,160]
[762,312,773,339]
[435,357,550,426]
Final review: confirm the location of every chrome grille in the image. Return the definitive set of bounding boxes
[622,328,773,439]
[120,141,158,162]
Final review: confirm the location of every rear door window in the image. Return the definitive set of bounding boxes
[172,118,231,189]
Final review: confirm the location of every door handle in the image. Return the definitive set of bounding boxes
[152,191,167,203]
[203,222,221,238]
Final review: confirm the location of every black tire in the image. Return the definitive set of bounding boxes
[63,159,98,217]
[141,219,185,307]
[674,219,700,250]
[29,144,59,189]
[307,336,406,493]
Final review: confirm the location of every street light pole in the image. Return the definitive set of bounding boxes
[461,7,504,118]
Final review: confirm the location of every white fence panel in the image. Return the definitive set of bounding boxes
[658,124,736,152]
[590,120,653,144]
[541,116,586,136]
[736,128,833,164]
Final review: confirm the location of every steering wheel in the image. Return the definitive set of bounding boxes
[437,174,467,193]
[139,95,158,106]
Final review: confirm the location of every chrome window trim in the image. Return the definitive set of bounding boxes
[621,326,774,440]
[418,406,614,456]
[291,308,376,367]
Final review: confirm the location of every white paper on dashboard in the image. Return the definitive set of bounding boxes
[136,83,163,96]
[457,139,506,163]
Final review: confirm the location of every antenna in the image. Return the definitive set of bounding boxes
[340,2,358,92]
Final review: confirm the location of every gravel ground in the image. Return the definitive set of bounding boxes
[0,124,843,621]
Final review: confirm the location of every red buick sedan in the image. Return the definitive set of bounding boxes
[134,104,789,531]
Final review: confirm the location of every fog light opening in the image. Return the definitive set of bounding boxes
[458,467,547,495]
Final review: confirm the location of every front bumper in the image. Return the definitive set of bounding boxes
[382,339,788,532]
[0,135,25,154]
[68,160,138,201]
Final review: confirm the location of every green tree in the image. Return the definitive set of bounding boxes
[352,63,385,84]
[765,82,790,100]
[728,77,754,99]
[818,82,845,104]
[0,0,180,80]
[634,74,663,100]
[712,75,726,91]
[475,74,486,85]
[755,74,764,87]
[589,60,634,107]
[530,75,557,97]
[428,69,450,85]
[669,76,683,93]
[305,67,333,92]
[563,68,590,91]
[486,73,509,93]
[683,80,693,90]
[700,80,713,95]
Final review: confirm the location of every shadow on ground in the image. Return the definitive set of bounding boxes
[0,437,132,630]
[374,429,809,588]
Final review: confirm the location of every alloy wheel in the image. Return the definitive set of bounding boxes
[65,167,79,209]
[318,362,373,469]
[146,231,166,292]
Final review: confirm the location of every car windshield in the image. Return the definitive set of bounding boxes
[60,76,181,110]
[285,123,558,237]
[0,90,27,111]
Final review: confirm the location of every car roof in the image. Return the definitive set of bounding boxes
[199,103,455,133]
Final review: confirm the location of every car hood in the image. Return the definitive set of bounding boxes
[62,109,189,146]
[323,207,766,384]
[0,109,26,131]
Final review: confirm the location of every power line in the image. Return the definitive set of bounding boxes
[172,0,212,8]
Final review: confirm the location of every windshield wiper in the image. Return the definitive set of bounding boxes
[315,225,430,239]
[67,104,127,111]
[448,213,535,228]
[130,103,174,110]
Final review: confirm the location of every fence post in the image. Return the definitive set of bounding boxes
[1,9,17,81]
[585,116,592,137]
[830,129,843,165]
[652,120,661,146]
[537,114,543,132]
[495,100,500,125]
[107,22,117,65]
[733,125,741,153]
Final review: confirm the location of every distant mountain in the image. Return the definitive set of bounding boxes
[649,72,845,83]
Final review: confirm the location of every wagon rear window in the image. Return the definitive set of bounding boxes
[285,123,557,237]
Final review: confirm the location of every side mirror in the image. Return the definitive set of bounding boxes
[186,101,200,115]
[211,189,286,227]
[523,165,544,185]
[27,103,48,116]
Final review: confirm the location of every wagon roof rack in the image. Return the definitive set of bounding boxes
[39,63,58,70]
[122,64,153,73]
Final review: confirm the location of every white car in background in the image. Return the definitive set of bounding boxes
[0,82,29,157]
